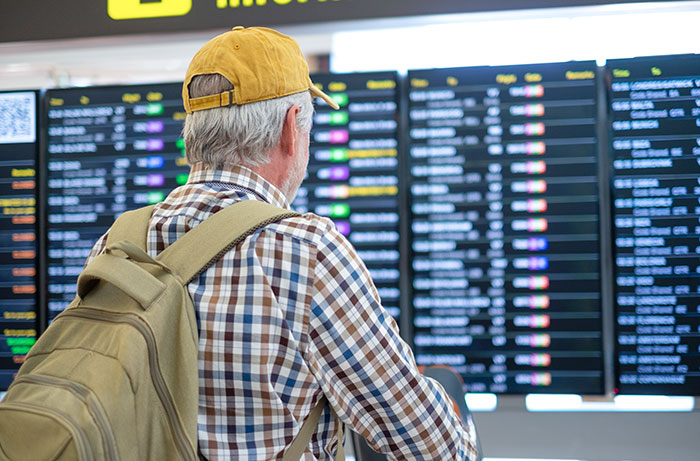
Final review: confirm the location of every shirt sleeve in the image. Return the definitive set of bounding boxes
[305,225,479,460]
[84,232,109,267]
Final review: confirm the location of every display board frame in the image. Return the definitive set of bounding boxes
[607,53,700,396]
[41,81,187,323]
[0,89,41,391]
[404,60,608,395]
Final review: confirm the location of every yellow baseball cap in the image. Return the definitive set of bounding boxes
[183,26,339,113]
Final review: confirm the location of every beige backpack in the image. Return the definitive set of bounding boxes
[0,200,343,461]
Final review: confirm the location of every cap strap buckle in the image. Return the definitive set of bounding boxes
[220,90,234,107]
[188,90,235,113]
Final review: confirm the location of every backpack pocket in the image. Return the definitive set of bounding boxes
[0,400,93,461]
[10,374,118,461]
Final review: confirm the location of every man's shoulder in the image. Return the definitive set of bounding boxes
[265,211,343,247]
[152,193,347,251]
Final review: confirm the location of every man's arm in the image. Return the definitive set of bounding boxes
[305,225,479,460]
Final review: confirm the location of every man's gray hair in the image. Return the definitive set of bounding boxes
[182,74,314,168]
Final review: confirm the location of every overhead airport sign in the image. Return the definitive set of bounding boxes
[1,0,677,43]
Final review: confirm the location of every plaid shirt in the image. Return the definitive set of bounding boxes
[87,163,478,460]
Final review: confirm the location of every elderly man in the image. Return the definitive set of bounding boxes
[87,26,479,460]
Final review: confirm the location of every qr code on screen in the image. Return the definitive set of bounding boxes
[0,92,36,144]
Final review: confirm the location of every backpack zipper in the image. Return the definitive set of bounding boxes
[1,401,93,460]
[59,308,193,460]
[13,374,117,461]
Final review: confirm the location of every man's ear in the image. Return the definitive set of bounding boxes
[280,104,300,158]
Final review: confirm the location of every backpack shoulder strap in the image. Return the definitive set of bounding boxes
[105,205,156,250]
[283,396,345,461]
[156,200,299,285]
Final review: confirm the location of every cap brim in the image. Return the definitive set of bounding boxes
[310,85,340,110]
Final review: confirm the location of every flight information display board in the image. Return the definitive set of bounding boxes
[293,72,401,319]
[45,83,189,320]
[0,90,39,390]
[408,62,603,393]
[609,54,700,395]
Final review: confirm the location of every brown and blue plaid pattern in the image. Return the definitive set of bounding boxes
[87,163,478,460]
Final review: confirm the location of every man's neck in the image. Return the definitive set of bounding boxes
[246,144,295,199]
[247,162,284,195]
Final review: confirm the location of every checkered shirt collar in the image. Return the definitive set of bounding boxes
[186,162,290,209]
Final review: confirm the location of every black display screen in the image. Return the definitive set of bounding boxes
[0,91,39,390]
[407,62,604,393]
[293,72,401,319]
[45,83,189,320]
[45,77,402,323]
[609,54,700,395]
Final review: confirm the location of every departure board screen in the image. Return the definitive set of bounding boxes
[609,54,700,395]
[0,91,39,390]
[293,72,401,319]
[408,62,603,394]
[46,83,189,320]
